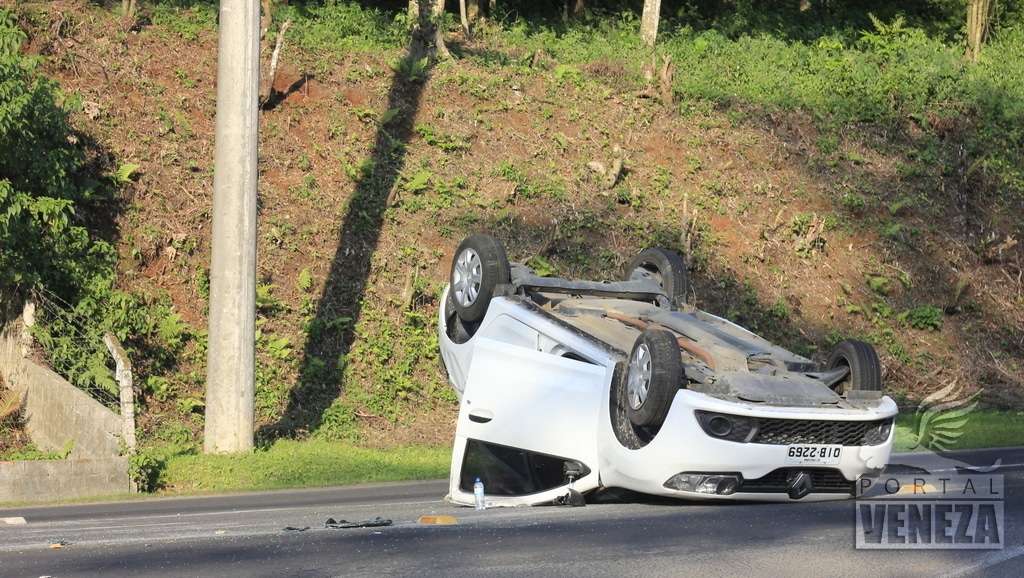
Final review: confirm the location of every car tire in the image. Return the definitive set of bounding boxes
[449,234,510,323]
[624,247,689,309]
[625,328,684,427]
[826,339,882,395]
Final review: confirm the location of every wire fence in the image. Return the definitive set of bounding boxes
[28,286,121,409]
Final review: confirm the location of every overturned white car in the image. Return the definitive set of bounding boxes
[439,234,898,506]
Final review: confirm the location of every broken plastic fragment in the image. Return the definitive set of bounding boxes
[324,516,392,529]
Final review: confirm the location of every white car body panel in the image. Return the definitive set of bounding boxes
[448,338,609,507]
[596,389,896,501]
[440,286,899,507]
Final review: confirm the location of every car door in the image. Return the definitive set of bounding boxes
[449,337,611,506]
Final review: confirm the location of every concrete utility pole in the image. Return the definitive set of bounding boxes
[205,0,259,454]
[640,0,662,47]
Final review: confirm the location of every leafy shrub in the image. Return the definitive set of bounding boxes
[0,10,110,295]
[129,450,164,492]
[899,305,944,331]
[2,11,191,405]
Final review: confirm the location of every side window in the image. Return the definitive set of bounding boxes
[459,439,590,496]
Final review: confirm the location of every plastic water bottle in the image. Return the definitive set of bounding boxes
[473,477,486,510]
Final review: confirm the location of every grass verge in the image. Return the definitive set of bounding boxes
[157,440,450,494]
[893,410,1024,453]
[160,410,1023,494]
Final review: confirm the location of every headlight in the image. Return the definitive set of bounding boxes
[695,410,757,442]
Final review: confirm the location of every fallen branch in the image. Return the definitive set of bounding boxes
[263,19,293,105]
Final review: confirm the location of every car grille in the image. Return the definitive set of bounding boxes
[694,411,894,446]
[739,468,854,494]
[752,417,891,446]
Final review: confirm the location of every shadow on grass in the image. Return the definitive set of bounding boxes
[260,23,437,441]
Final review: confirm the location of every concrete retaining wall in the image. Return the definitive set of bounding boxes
[0,457,130,503]
[1,307,130,502]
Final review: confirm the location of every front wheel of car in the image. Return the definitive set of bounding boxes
[625,328,684,427]
[449,234,510,324]
[624,247,689,309]
[826,339,882,395]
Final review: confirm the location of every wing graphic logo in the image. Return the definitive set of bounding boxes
[860,382,1001,473]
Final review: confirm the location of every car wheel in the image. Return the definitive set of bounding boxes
[826,339,882,395]
[624,247,689,309]
[449,234,510,323]
[625,328,683,427]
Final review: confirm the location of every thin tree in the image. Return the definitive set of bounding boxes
[122,0,137,19]
[409,0,451,59]
[966,0,994,62]
[459,0,470,37]
[563,0,585,22]
[466,0,481,22]
[640,0,662,47]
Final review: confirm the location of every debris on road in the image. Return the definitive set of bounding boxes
[554,489,587,507]
[1,516,27,525]
[283,526,310,532]
[49,540,71,549]
[417,515,458,525]
[324,517,392,529]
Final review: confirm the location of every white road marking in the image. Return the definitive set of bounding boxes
[905,462,1024,473]
[942,544,1024,577]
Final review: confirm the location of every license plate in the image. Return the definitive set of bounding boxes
[785,444,842,465]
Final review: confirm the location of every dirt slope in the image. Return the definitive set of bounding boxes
[15,1,1024,447]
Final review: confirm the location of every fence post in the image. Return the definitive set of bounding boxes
[20,301,36,357]
[103,333,137,454]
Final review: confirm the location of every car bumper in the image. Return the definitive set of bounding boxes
[599,389,898,502]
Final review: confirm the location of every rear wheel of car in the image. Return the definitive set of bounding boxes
[625,328,684,427]
[826,339,882,395]
[624,248,689,309]
[449,234,510,323]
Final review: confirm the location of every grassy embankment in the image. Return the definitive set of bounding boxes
[154,410,1024,494]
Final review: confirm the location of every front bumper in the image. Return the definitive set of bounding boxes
[599,389,898,502]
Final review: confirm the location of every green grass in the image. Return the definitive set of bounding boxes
[153,416,1020,495]
[158,440,450,494]
[893,410,1024,453]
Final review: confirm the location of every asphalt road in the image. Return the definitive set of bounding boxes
[1,448,1022,577]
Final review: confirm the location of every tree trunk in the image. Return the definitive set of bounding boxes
[640,0,661,47]
[459,0,470,36]
[966,0,993,62]
[432,0,451,59]
[410,0,450,60]
[466,0,480,22]
[122,0,137,19]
